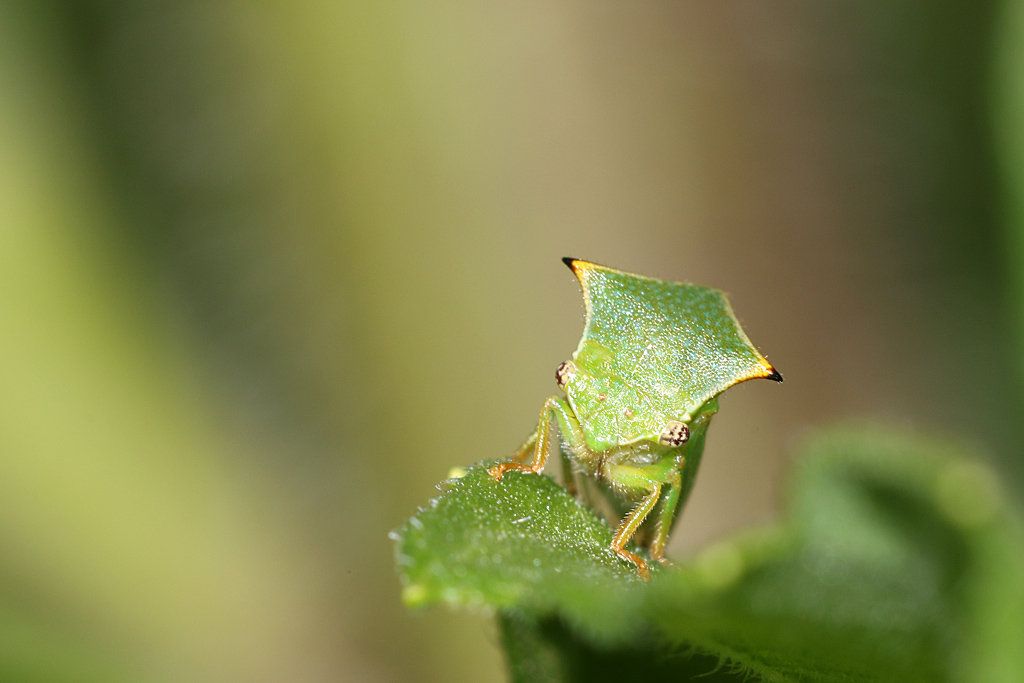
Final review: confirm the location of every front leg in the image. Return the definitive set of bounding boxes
[510,430,538,464]
[488,396,583,480]
[499,427,581,496]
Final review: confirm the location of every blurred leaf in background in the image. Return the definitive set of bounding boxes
[1,0,1023,681]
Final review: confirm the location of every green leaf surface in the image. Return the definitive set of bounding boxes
[394,462,650,636]
[394,427,1024,682]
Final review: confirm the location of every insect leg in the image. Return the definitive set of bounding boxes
[649,465,684,561]
[609,480,661,580]
[488,396,565,480]
[557,437,579,497]
[510,430,539,463]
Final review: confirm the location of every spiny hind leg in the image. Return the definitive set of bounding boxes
[609,481,661,580]
[605,460,685,578]
[649,466,683,562]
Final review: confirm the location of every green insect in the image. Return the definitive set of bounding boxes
[489,258,781,578]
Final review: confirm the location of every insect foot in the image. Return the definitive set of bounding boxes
[658,421,690,447]
[487,462,540,481]
[613,546,651,580]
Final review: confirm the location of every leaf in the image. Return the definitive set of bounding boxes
[393,427,1024,683]
[393,462,651,637]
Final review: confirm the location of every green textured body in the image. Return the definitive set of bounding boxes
[567,265,773,452]
[488,259,780,578]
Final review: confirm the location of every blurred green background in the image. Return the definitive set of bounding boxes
[2,2,1024,681]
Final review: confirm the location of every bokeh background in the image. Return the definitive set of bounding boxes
[3,2,1024,681]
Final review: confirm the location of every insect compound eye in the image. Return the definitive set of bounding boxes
[555,360,577,388]
[658,421,690,447]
